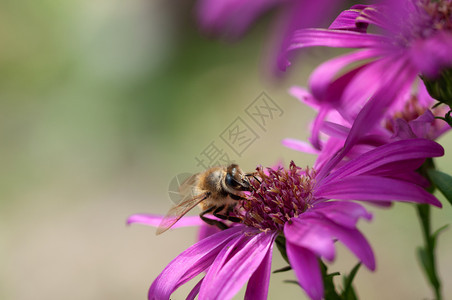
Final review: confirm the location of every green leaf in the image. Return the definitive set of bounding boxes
[273,266,292,274]
[417,247,439,290]
[431,224,449,251]
[320,260,341,300]
[417,247,431,280]
[283,280,300,286]
[428,169,452,206]
[416,204,443,299]
[275,235,290,265]
[342,263,361,300]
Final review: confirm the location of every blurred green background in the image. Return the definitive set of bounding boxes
[1,1,451,299]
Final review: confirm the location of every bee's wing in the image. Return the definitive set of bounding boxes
[156,192,209,235]
[177,173,198,202]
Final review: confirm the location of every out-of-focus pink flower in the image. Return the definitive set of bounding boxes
[288,0,452,78]
[195,0,345,74]
[285,0,452,146]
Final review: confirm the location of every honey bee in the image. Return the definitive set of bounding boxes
[156,164,253,235]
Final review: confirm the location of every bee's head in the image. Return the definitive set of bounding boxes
[225,164,250,191]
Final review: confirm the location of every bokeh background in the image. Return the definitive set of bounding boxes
[1,1,451,299]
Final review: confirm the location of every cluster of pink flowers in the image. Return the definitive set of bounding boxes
[129,0,452,299]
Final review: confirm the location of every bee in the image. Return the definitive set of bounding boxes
[156,164,252,235]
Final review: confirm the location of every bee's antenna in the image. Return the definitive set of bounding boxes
[244,173,261,195]
[245,172,261,184]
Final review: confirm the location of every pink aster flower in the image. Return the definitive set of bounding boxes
[288,0,452,77]
[129,138,443,300]
[284,81,451,156]
[285,0,452,143]
[195,0,345,73]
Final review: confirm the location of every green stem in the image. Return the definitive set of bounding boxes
[416,204,442,300]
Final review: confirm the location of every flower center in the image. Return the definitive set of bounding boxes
[391,0,452,45]
[384,94,448,132]
[233,161,315,233]
[385,95,428,132]
[383,93,449,138]
[420,0,452,32]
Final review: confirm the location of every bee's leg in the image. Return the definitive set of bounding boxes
[212,205,231,221]
[214,205,242,224]
[224,204,242,223]
[199,207,228,230]
[227,216,242,223]
[229,193,247,201]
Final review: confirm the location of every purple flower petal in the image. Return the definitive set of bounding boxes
[286,242,323,300]
[285,218,335,261]
[304,66,362,149]
[289,85,319,107]
[126,214,204,228]
[282,138,319,154]
[313,57,416,179]
[392,118,417,139]
[312,201,372,228]
[186,277,204,300]
[409,32,452,78]
[320,121,350,139]
[369,160,429,181]
[244,238,275,300]
[309,49,382,102]
[340,56,399,114]
[196,0,278,38]
[322,139,444,184]
[418,81,435,107]
[299,216,376,270]
[309,107,330,150]
[148,227,243,299]
[198,223,222,240]
[313,136,344,171]
[199,232,247,281]
[403,109,450,141]
[355,4,388,29]
[329,4,370,32]
[289,29,389,51]
[316,175,442,207]
[275,0,346,72]
[408,111,435,139]
[199,231,277,299]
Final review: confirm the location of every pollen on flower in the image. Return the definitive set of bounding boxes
[384,93,449,134]
[233,161,316,232]
[385,95,427,132]
[390,0,452,45]
[420,0,452,31]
